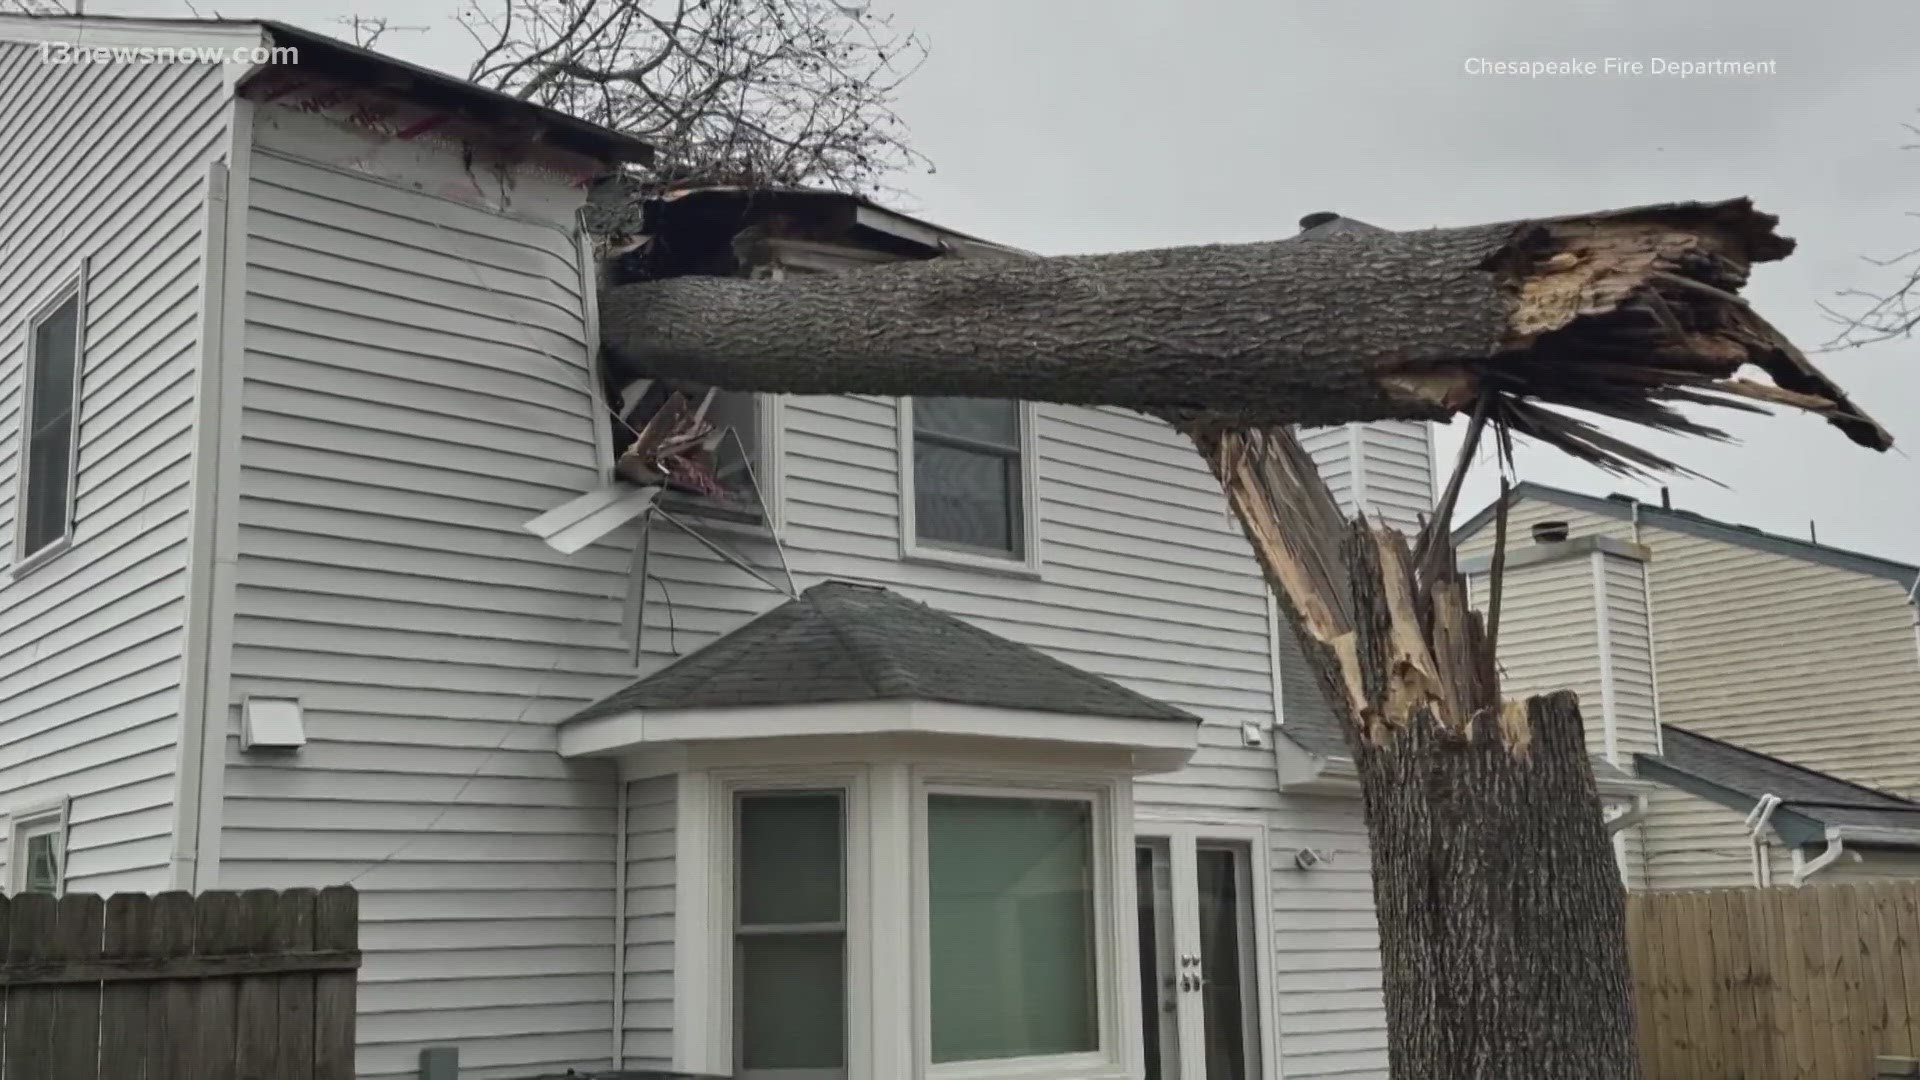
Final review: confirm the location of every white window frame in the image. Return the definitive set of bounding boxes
[896,397,1042,577]
[6,797,71,896]
[11,265,88,577]
[911,769,1136,1080]
[679,765,873,1077]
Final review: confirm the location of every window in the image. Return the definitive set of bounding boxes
[7,801,68,895]
[900,397,1040,571]
[15,279,85,566]
[612,378,780,526]
[927,794,1098,1064]
[735,790,848,1079]
[683,766,1127,1080]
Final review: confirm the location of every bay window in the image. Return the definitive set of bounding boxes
[685,763,1135,1080]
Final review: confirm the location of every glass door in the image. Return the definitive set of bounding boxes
[1134,827,1267,1080]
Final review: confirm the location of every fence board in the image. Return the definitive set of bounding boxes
[1632,882,1920,1080]
[5,892,58,1080]
[51,894,106,1077]
[312,886,358,1080]
[0,887,358,1080]
[99,894,155,1080]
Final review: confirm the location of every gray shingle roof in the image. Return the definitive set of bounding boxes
[566,581,1201,725]
[1639,726,1920,844]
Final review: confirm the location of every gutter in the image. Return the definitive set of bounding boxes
[1744,793,1782,887]
[1792,832,1847,885]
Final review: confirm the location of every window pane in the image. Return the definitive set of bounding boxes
[23,295,79,556]
[914,397,1018,446]
[928,795,1097,1063]
[738,932,846,1070]
[914,443,1016,553]
[31,296,78,431]
[738,792,843,926]
[23,832,60,894]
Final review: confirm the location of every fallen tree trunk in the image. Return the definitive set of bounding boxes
[605,196,1890,1080]
[602,198,1890,475]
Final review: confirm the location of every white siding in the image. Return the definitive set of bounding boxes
[0,45,228,894]
[1270,797,1386,1078]
[1300,421,1433,534]
[623,775,676,1069]
[1641,785,1762,890]
[215,129,630,1079]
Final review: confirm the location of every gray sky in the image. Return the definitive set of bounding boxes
[110,0,1920,562]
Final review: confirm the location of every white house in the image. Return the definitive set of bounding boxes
[1453,483,1920,891]
[0,15,1493,1079]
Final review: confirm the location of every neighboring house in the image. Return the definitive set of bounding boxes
[0,15,1496,1080]
[1453,482,1920,891]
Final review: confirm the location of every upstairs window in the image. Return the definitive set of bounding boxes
[16,281,84,567]
[612,378,777,525]
[900,397,1040,572]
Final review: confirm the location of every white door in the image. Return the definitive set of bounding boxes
[1135,823,1274,1080]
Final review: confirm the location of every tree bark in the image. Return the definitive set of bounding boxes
[602,198,1889,461]
[1196,427,1641,1080]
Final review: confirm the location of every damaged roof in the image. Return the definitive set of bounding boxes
[1639,726,1920,847]
[566,580,1201,725]
[1,15,655,166]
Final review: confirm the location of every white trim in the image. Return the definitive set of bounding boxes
[1590,549,1621,765]
[6,797,71,896]
[672,770,721,1075]
[897,397,1043,577]
[1266,591,1285,733]
[560,699,1198,769]
[676,764,873,1079]
[10,262,87,577]
[1346,423,1368,518]
[171,101,255,893]
[612,772,630,1069]
[912,770,1137,1080]
[578,228,617,479]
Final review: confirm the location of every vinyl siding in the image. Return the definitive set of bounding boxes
[623,774,676,1069]
[1301,421,1432,534]
[215,128,629,1080]
[1641,785,1763,890]
[0,45,228,894]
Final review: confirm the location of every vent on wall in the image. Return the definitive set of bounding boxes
[241,696,306,753]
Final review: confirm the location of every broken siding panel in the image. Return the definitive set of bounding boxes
[1640,785,1761,890]
[624,775,676,1069]
[0,46,228,893]
[221,143,625,1080]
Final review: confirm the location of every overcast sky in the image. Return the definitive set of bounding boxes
[102,0,1920,562]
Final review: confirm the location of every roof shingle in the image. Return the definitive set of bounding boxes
[566,581,1201,726]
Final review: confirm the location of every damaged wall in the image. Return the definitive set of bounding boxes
[209,105,639,1080]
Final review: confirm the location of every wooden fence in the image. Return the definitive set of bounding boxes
[1629,882,1920,1080]
[0,887,359,1080]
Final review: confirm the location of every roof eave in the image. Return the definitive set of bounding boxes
[558,698,1199,774]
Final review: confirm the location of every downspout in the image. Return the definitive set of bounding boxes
[1743,794,1781,887]
[611,771,630,1069]
[1906,573,1919,677]
[1792,831,1847,886]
